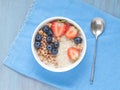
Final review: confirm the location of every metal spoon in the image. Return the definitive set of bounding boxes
[90,17,105,84]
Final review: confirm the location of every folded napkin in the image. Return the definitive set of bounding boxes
[4,0,120,90]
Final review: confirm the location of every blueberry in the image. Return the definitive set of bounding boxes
[34,41,41,49]
[47,28,53,36]
[42,25,49,33]
[51,48,58,55]
[35,34,42,41]
[46,36,52,43]
[46,44,53,51]
[74,37,82,44]
[53,41,59,48]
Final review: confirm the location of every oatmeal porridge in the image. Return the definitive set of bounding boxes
[34,19,83,68]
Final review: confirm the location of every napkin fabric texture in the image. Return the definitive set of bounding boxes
[4,0,120,90]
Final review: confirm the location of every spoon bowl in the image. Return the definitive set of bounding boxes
[91,18,105,38]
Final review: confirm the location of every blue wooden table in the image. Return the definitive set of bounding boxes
[0,0,120,90]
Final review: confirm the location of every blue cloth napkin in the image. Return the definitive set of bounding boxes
[4,0,120,90]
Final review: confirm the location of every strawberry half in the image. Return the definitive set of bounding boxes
[51,21,67,37]
[65,26,78,39]
[67,47,80,61]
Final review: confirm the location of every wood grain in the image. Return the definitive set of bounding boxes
[84,0,120,18]
[0,0,120,90]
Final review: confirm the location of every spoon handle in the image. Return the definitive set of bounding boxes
[90,38,98,84]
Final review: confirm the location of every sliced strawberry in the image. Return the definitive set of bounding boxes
[65,22,71,30]
[67,47,80,61]
[51,21,67,37]
[65,26,78,39]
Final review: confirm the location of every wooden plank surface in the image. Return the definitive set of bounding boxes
[0,0,120,90]
[84,0,120,18]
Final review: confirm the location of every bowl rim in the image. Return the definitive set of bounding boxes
[31,16,87,72]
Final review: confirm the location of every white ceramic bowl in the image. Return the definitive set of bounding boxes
[31,17,87,72]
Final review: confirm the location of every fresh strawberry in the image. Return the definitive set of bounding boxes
[67,47,80,61]
[65,26,78,39]
[65,22,71,30]
[51,21,67,37]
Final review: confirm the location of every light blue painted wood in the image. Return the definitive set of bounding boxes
[84,0,120,17]
[0,0,120,90]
